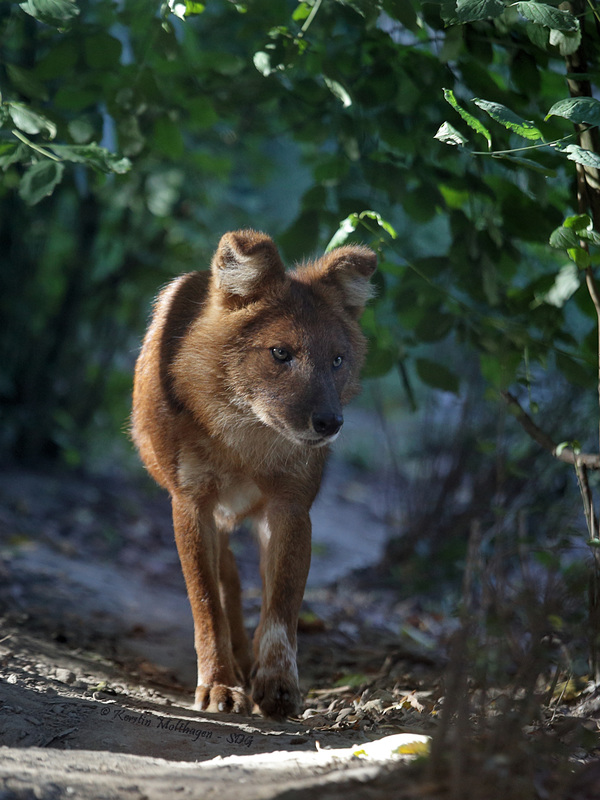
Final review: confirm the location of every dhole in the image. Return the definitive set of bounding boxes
[132,230,376,719]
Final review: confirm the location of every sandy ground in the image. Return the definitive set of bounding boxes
[0,445,438,799]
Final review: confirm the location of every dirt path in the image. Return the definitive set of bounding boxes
[0,627,395,800]
[0,458,437,798]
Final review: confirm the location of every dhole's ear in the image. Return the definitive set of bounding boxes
[314,245,377,317]
[211,230,285,303]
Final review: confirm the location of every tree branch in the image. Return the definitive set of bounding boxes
[575,460,598,539]
[564,0,600,455]
[501,391,600,469]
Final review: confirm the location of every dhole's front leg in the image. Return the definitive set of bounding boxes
[217,533,253,683]
[252,502,312,719]
[171,495,252,714]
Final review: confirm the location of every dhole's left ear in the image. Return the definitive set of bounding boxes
[212,230,285,303]
[314,245,377,317]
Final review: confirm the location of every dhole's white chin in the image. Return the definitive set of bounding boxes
[290,430,340,448]
[251,406,338,448]
[270,423,337,449]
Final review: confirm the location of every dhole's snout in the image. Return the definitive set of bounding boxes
[311,410,343,438]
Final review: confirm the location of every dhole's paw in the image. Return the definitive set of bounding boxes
[194,684,252,715]
[252,671,302,720]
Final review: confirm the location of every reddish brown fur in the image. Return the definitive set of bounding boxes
[131,230,376,719]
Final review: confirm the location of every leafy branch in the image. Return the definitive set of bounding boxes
[0,99,131,205]
[436,90,600,173]
[441,0,600,677]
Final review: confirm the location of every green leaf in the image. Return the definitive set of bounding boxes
[6,103,56,139]
[541,263,580,306]
[314,155,350,182]
[562,214,600,245]
[549,226,579,249]
[515,2,579,32]
[382,0,419,31]
[579,229,600,247]
[479,350,522,389]
[550,220,600,249]
[292,2,312,22]
[19,0,79,27]
[415,358,460,393]
[50,143,131,174]
[525,20,550,49]
[557,144,600,170]
[481,253,499,305]
[34,40,78,80]
[323,77,352,108]
[362,340,399,378]
[567,247,591,269]
[186,1,206,13]
[446,0,505,23]
[326,210,396,251]
[546,97,600,125]
[54,87,97,112]
[549,27,582,56]
[358,210,398,239]
[0,143,27,170]
[83,33,122,70]
[6,64,49,102]
[68,118,95,144]
[18,160,64,205]
[443,88,491,148]
[564,213,592,232]
[439,183,470,207]
[334,671,369,688]
[326,214,359,251]
[187,97,219,130]
[168,0,205,18]
[118,115,145,158]
[415,313,454,342]
[472,98,543,140]
[152,117,184,159]
[253,51,273,77]
[434,121,468,146]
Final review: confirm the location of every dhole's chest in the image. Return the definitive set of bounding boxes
[217,477,263,519]
[177,447,263,519]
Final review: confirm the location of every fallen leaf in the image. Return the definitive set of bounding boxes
[399,693,425,713]
[352,733,431,760]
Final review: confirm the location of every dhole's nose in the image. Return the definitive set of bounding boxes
[311,411,343,437]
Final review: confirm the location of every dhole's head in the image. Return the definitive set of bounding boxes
[209,230,376,448]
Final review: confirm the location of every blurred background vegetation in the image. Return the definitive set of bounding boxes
[2,0,600,618]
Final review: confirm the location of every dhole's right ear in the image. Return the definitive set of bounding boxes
[211,230,285,305]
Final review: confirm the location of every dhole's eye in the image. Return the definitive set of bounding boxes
[271,347,291,363]
[332,355,343,369]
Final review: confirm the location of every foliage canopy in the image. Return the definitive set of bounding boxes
[1,0,599,463]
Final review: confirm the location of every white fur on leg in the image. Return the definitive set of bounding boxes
[256,621,298,681]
